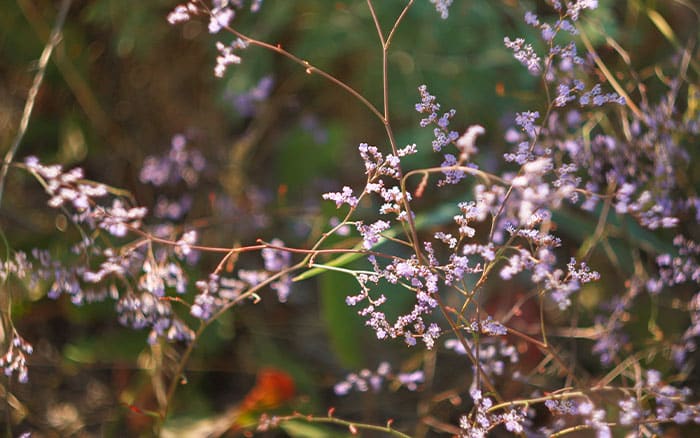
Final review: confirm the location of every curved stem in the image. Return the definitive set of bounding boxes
[223,26,385,123]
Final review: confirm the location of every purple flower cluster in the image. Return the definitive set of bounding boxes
[459,389,526,437]
[214,38,249,77]
[261,239,293,302]
[167,2,255,76]
[167,3,197,25]
[340,143,417,225]
[0,330,33,383]
[644,369,700,426]
[168,1,263,28]
[140,136,208,252]
[356,220,390,249]
[544,398,611,437]
[228,75,275,117]
[117,292,194,344]
[140,134,206,189]
[190,274,247,320]
[465,316,507,336]
[138,257,187,297]
[344,255,441,348]
[24,156,110,222]
[415,85,459,152]
[188,239,292,316]
[415,87,487,186]
[503,37,541,74]
[646,235,700,366]
[428,0,453,20]
[333,361,424,396]
[541,368,700,436]
[15,150,214,353]
[208,1,235,34]
[94,200,147,237]
[322,186,358,209]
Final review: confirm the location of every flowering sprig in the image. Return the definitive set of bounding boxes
[0,330,33,383]
[333,361,424,396]
[459,389,527,437]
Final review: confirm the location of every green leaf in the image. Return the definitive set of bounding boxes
[281,419,353,438]
[319,271,365,368]
[63,330,146,364]
[553,205,676,257]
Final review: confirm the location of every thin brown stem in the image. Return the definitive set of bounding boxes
[275,411,413,438]
[435,295,501,402]
[386,0,415,47]
[223,26,385,123]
